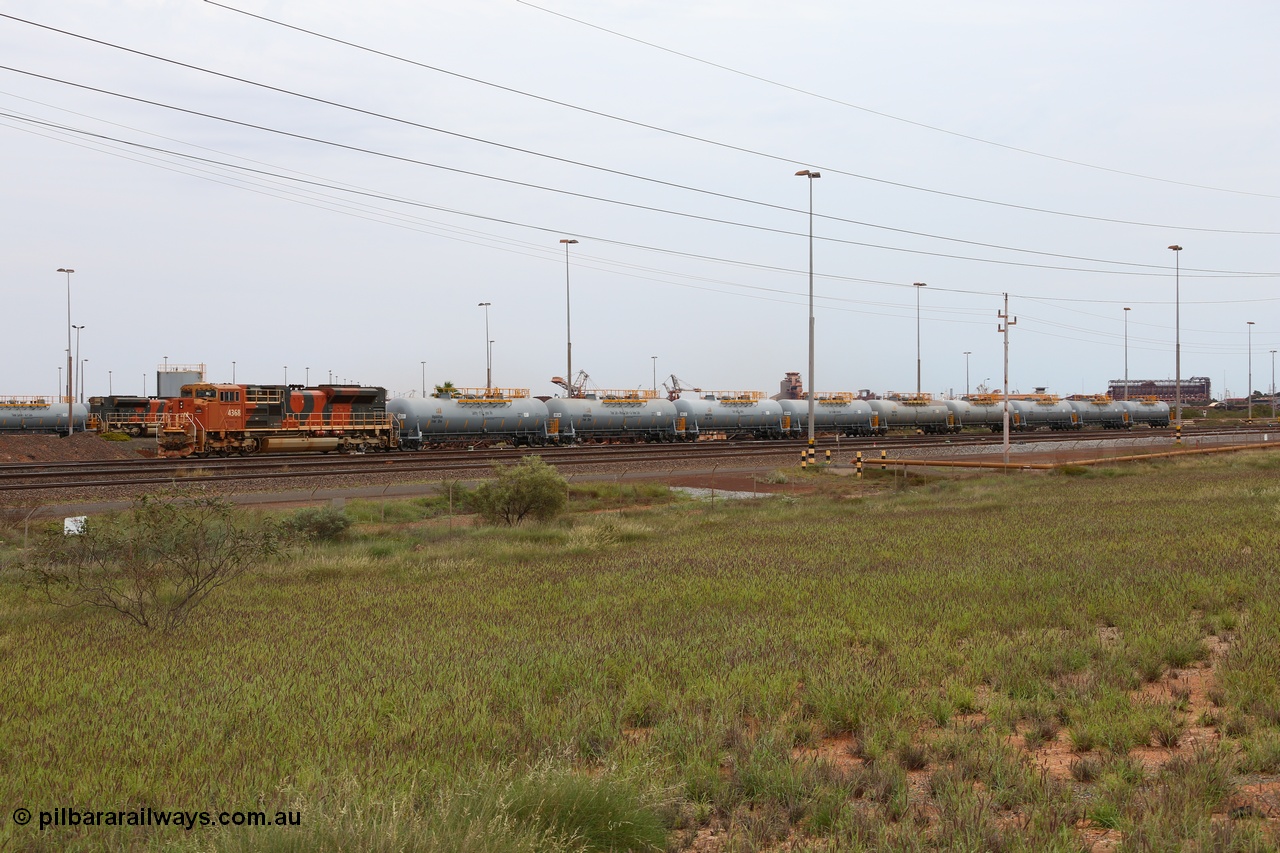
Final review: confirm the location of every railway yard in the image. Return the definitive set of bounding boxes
[2,422,1277,514]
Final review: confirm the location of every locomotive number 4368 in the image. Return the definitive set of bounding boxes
[227,409,242,417]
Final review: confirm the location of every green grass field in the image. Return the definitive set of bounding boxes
[2,454,1279,851]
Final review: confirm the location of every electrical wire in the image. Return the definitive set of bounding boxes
[4,13,1278,274]
[516,0,1280,201]
[1,61,1273,281]
[201,1,1279,236]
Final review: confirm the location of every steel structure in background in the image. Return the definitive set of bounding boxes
[478,302,492,390]
[559,238,578,397]
[1247,321,1255,421]
[1169,245,1183,442]
[914,282,927,397]
[1123,307,1131,401]
[998,294,1017,465]
[795,169,821,465]
[57,268,74,435]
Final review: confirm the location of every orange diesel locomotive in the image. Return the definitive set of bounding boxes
[157,383,397,457]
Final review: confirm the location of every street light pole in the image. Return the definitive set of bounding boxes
[1272,350,1277,421]
[57,268,74,434]
[232,361,236,383]
[651,356,658,394]
[913,282,927,397]
[559,239,578,396]
[1247,321,1255,421]
[73,325,85,403]
[478,302,492,391]
[998,294,1017,465]
[795,169,821,463]
[108,369,112,396]
[81,359,88,402]
[963,351,971,398]
[1168,245,1183,442]
[1123,307,1131,401]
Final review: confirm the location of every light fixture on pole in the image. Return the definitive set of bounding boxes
[1168,245,1183,441]
[1123,307,1131,401]
[913,282,927,397]
[478,302,492,390]
[963,352,971,398]
[57,268,74,434]
[305,366,310,386]
[1247,321,1255,421]
[559,239,578,396]
[795,169,821,464]
[108,369,112,396]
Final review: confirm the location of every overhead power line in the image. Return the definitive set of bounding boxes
[199,2,1278,235]
[515,0,1280,201]
[2,86,1269,284]
[8,13,1275,271]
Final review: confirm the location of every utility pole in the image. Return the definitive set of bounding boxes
[998,294,1016,466]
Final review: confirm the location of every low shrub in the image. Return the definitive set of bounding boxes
[468,456,568,526]
[286,506,352,541]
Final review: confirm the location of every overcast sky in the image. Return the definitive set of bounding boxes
[3,1,1277,402]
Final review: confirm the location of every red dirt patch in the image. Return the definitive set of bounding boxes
[0,433,146,463]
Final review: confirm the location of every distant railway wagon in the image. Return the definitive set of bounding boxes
[866,396,958,434]
[1121,398,1172,428]
[944,397,1018,431]
[545,390,685,442]
[1008,397,1081,431]
[777,395,881,437]
[672,392,787,439]
[0,396,90,432]
[90,395,170,436]
[389,389,549,448]
[1068,396,1131,429]
[157,383,397,457]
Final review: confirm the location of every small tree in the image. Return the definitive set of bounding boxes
[22,492,282,631]
[467,456,568,526]
[434,381,457,397]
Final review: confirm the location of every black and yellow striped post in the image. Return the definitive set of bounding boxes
[1175,422,1182,445]
[855,450,863,479]
[881,449,887,470]
[800,449,807,469]
[807,441,815,468]
[824,449,831,466]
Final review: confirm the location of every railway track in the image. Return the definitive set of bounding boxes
[1,425,1273,495]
